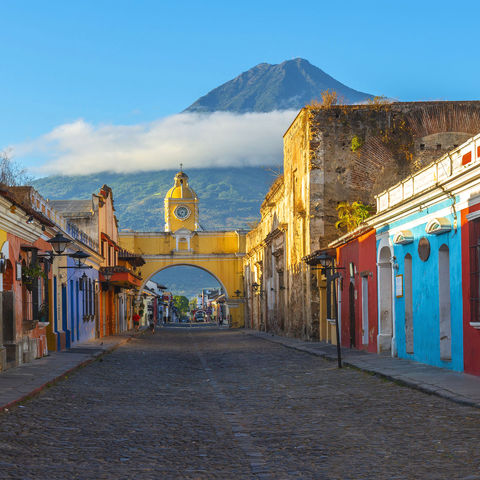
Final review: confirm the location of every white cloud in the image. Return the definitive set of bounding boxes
[13,111,298,175]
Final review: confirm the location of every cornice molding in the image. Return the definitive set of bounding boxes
[143,253,244,260]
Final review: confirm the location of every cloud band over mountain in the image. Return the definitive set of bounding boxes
[13,111,297,175]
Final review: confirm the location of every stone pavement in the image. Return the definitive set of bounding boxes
[245,329,480,408]
[2,328,480,479]
[0,330,140,411]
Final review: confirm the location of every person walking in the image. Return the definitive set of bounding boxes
[133,312,140,332]
[149,320,155,335]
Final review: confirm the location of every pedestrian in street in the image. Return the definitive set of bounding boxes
[149,320,155,334]
[133,312,140,332]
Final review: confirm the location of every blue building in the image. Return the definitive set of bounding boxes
[372,134,480,371]
[67,255,99,345]
[375,204,463,370]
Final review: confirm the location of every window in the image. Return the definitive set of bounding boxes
[404,254,413,354]
[439,245,451,361]
[469,218,480,323]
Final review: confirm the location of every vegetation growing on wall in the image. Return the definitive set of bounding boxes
[367,95,393,110]
[350,135,364,152]
[307,89,344,109]
[335,201,373,232]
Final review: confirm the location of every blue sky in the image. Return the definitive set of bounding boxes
[1,0,479,174]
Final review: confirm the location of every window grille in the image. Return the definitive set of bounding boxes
[470,218,480,322]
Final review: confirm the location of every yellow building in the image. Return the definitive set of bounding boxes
[119,170,246,327]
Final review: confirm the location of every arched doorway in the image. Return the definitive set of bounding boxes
[378,246,394,353]
[438,244,451,361]
[404,253,414,354]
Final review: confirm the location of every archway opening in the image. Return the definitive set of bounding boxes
[149,265,226,324]
[378,246,393,353]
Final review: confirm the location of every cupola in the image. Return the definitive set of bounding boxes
[164,168,199,232]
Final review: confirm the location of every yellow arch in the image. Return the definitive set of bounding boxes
[119,231,246,327]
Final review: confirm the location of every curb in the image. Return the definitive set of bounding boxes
[245,330,480,410]
[1,335,133,412]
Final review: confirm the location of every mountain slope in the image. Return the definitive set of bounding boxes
[32,167,278,231]
[185,58,374,113]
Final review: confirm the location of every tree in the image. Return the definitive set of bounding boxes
[335,201,374,232]
[173,295,189,316]
[367,95,392,106]
[188,297,198,311]
[0,150,33,186]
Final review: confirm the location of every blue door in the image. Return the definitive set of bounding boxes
[62,284,70,349]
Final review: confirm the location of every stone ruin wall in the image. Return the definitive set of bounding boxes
[307,101,480,248]
[282,112,318,338]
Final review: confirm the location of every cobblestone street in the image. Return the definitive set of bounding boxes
[2,328,480,479]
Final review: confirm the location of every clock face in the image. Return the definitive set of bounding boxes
[174,205,190,220]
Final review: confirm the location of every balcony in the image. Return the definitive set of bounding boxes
[100,266,142,289]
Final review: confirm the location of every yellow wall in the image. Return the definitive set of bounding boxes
[120,231,243,256]
[0,229,7,247]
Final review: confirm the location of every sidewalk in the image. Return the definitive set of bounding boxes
[0,331,140,411]
[245,329,480,409]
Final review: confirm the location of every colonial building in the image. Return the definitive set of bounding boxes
[10,186,103,350]
[0,187,54,369]
[245,101,480,340]
[50,185,142,338]
[326,132,480,374]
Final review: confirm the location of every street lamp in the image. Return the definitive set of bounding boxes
[80,272,88,290]
[70,250,91,268]
[45,234,92,271]
[315,252,342,369]
[100,268,113,291]
[102,269,113,282]
[47,233,71,255]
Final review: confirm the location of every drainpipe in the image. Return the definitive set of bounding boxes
[390,254,398,357]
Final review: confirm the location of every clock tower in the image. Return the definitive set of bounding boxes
[164,169,199,232]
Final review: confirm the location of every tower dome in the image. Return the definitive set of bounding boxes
[165,171,198,200]
[164,169,199,232]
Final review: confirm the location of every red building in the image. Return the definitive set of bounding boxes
[331,227,378,353]
[461,202,480,375]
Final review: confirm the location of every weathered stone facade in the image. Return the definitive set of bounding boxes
[245,101,480,340]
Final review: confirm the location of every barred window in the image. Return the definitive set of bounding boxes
[470,218,480,323]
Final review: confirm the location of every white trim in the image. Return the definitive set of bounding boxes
[387,205,454,236]
[376,132,480,213]
[392,230,414,245]
[466,210,480,221]
[425,217,451,235]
